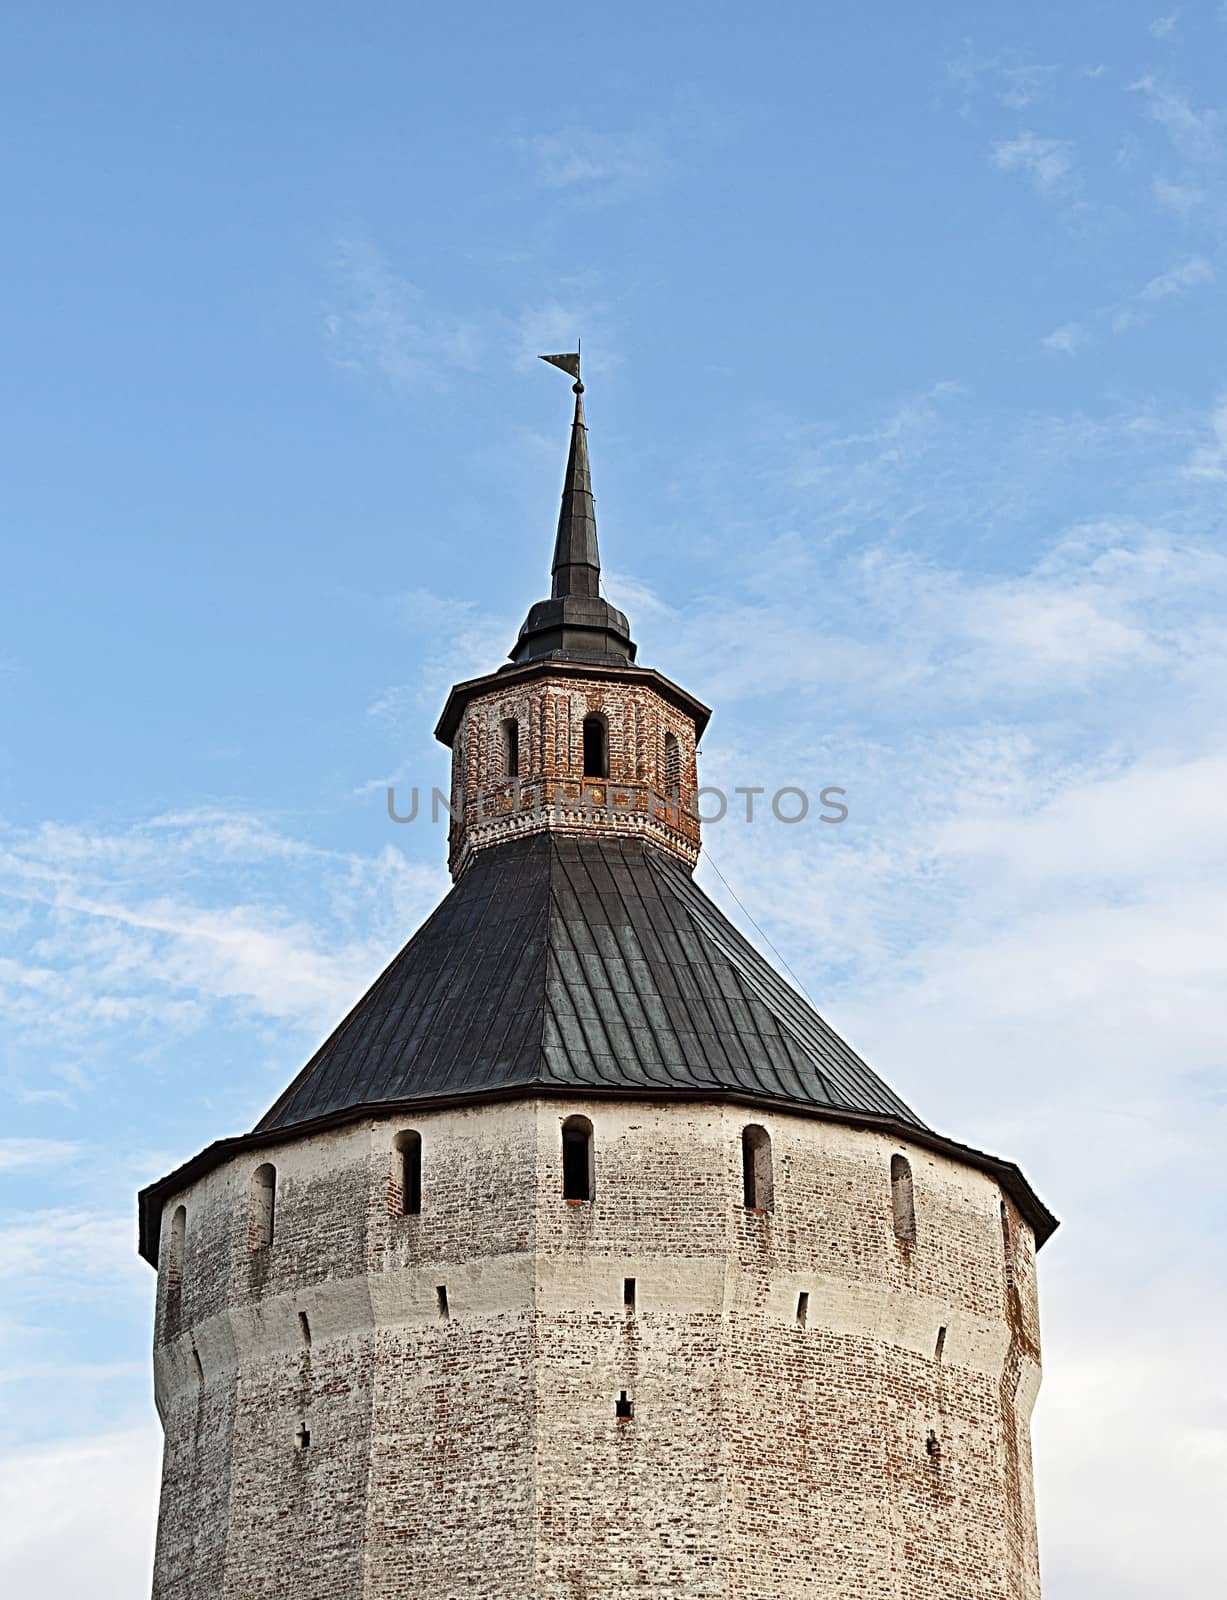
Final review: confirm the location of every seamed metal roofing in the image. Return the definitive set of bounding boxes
[138,830,1058,1263]
[255,832,925,1134]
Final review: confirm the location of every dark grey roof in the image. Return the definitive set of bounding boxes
[255,833,924,1134]
[139,833,1059,1263]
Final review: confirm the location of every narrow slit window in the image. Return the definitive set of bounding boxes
[298,1311,312,1349]
[167,1205,186,1306]
[741,1125,774,1212]
[394,1130,422,1216]
[624,1277,636,1313]
[796,1291,809,1328]
[615,1390,635,1420]
[663,730,680,792]
[295,1425,310,1451]
[891,1154,916,1243]
[561,1115,594,1202]
[582,714,608,779]
[436,1284,450,1320]
[934,1325,947,1363]
[501,717,520,779]
[249,1163,276,1250]
[191,1346,204,1386]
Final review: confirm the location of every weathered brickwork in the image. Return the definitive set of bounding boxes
[150,1099,1043,1599]
[448,672,702,875]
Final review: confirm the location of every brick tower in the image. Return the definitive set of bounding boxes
[140,360,1056,1600]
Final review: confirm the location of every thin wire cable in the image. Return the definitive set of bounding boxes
[700,845,817,1006]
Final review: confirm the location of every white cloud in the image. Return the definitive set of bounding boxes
[1042,321,1088,354]
[945,49,1060,114]
[323,236,481,387]
[992,131,1078,196]
[1185,395,1227,479]
[1131,78,1221,164]
[0,1426,159,1599]
[1133,252,1213,302]
[1150,12,1180,38]
[1153,174,1204,213]
[0,1211,135,1287]
[516,128,670,203]
[0,810,447,1081]
[1044,255,1212,350]
[653,520,1223,715]
[508,298,621,376]
[320,235,623,397]
[0,1139,79,1173]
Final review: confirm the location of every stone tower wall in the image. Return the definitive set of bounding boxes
[447,674,702,875]
[150,1100,1043,1600]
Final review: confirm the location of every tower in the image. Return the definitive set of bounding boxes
[140,362,1056,1600]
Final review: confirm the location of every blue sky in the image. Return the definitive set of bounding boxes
[2,3,1226,1592]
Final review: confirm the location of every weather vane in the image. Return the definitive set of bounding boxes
[540,342,583,394]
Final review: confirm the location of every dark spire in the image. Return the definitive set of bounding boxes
[509,355,637,666]
[550,385,600,600]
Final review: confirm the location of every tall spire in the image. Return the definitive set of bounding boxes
[508,355,637,666]
[550,383,601,600]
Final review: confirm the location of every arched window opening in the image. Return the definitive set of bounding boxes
[250,1163,276,1250]
[500,717,520,780]
[663,731,681,792]
[167,1205,186,1305]
[561,1115,594,1202]
[582,714,608,779]
[741,1125,774,1212]
[891,1154,916,1243]
[394,1130,422,1216]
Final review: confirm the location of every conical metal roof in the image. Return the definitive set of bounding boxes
[255,834,924,1133]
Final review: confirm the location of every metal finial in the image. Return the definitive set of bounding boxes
[540,349,582,393]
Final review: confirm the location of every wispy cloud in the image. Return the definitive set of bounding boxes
[323,236,481,387]
[1185,394,1227,479]
[1150,12,1180,38]
[0,1140,79,1173]
[508,296,620,374]
[1113,252,1213,324]
[1043,321,1089,354]
[945,47,1062,115]
[1131,77,1221,164]
[0,809,446,1087]
[1153,174,1205,213]
[515,128,671,204]
[0,1211,134,1287]
[1043,253,1213,351]
[992,130,1079,197]
[659,525,1219,715]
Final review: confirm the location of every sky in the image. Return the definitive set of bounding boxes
[1,1,1225,1592]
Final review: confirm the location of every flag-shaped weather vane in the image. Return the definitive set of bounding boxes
[540,344,583,394]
